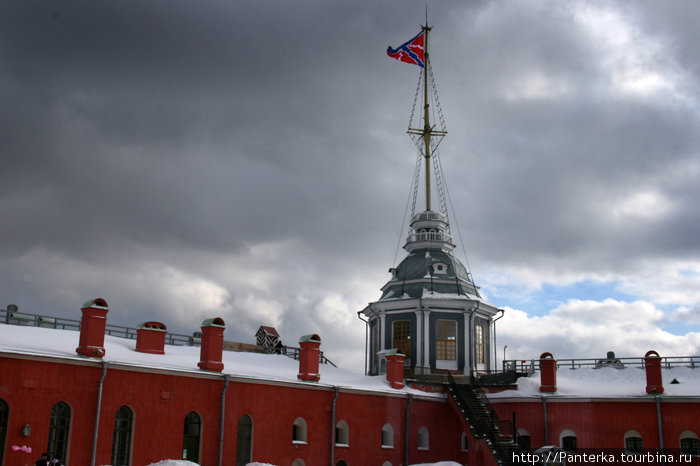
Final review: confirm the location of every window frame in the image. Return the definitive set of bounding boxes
[680,431,700,457]
[335,420,349,447]
[624,430,643,455]
[475,323,485,365]
[47,401,71,464]
[435,319,457,361]
[111,405,134,466]
[381,423,394,449]
[182,411,201,464]
[392,320,411,360]
[292,417,308,444]
[417,426,429,450]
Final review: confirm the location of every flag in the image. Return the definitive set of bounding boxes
[387,30,425,67]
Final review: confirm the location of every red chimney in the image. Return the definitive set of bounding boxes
[76,298,109,358]
[384,349,406,389]
[645,350,664,394]
[136,321,167,355]
[297,334,321,382]
[539,352,557,393]
[197,317,226,372]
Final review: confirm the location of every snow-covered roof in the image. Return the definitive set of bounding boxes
[489,365,700,399]
[0,323,441,399]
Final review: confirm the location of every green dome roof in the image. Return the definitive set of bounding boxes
[379,247,480,300]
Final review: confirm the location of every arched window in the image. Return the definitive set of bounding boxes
[0,399,8,463]
[335,420,349,446]
[417,426,429,450]
[293,417,307,444]
[111,406,133,466]
[680,431,700,457]
[624,430,642,454]
[461,431,469,452]
[236,414,253,466]
[381,423,394,448]
[47,401,71,463]
[292,459,306,466]
[336,461,348,466]
[382,462,392,466]
[560,429,577,452]
[182,412,201,463]
[517,428,531,451]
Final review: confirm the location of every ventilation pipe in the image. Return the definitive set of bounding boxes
[76,298,109,358]
[383,349,406,389]
[539,352,557,393]
[645,350,664,394]
[198,317,226,372]
[297,334,322,382]
[135,321,167,355]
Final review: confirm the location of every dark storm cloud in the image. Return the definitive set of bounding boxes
[1,0,699,369]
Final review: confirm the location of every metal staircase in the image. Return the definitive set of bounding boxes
[447,372,533,465]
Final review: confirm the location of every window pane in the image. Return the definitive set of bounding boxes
[436,320,456,360]
[111,406,133,466]
[475,324,485,364]
[392,321,411,359]
[681,438,700,456]
[625,437,642,453]
[562,436,577,452]
[47,402,71,463]
[236,415,253,466]
[183,412,201,462]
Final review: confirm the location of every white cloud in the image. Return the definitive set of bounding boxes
[574,3,685,101]
[499,299,700,363]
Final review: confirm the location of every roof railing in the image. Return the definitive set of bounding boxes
[503,355,700,373]
[0,307,338,365]
[1,307,198,346]
[406,231,453,243]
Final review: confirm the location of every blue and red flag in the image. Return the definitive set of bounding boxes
[387,30,425,67]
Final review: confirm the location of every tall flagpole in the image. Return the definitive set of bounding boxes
[422,23,432,212]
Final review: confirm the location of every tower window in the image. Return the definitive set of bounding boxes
[475,324,485,365]
[436,320,457,361]
[392,320,411,359]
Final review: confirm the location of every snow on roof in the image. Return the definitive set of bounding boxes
[0,323,441,398]
[489,365,700,399]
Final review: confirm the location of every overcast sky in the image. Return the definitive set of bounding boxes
[2,0,700,373]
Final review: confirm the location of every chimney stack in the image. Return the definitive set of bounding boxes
[539,352,557,393]
[197,318,226,372]
[297,334,322,382]
[384,349,406,389]
[76,298,109,358]
[645,350,664,394]
[136,321,167,355]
